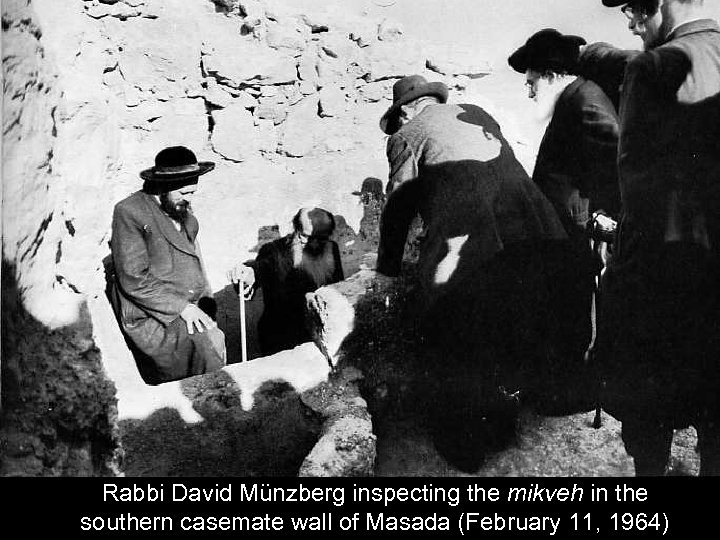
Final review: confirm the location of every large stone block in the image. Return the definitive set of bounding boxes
[318,86,346,118]
[279,96,322,157]
[203,34,298,87]
[211,104,258,161]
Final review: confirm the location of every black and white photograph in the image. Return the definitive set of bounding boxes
[3,0,720,485]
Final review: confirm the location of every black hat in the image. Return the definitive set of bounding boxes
[508,29,587,74]
[140,146,215,186]
[293,207,336,239]
[380,75,449,134]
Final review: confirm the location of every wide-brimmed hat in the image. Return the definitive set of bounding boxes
[380,75,449,134]
[140,146,215,185]
[508,29,587,74]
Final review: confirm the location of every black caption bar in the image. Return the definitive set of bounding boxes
[0,477,709,538]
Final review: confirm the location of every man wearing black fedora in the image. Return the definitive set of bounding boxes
[376,74,576,471]
[108,146,227,385]
[509,29,621,413]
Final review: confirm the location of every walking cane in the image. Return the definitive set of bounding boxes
[237,275,248,363]
[588,236,608,429]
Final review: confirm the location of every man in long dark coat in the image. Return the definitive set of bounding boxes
[509,29,621,412]
[109,146,225,385]
[230,208,344,356]
[376,75,572,470]
[595,0,720,475]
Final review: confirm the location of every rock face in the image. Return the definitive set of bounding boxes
[2,0,496,476]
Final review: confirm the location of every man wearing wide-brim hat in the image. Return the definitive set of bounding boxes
[108,146,230,385]
[375,74,573,471]
[508,28,621,415]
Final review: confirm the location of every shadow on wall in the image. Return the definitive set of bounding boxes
[119,370,323,477]
[0,259,118,476]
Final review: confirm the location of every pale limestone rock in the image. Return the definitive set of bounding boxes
[86,4,112,19]
[297,49,319,83]
[239,0,266,24]
[260,85,279,98]
[319,32,354,59]
[205,86,233,109]
[265,19,309,53]
[108,2,139,19]
[377,18,403,42]
[256,119,280,153]
[316,54,347,87]
[425,44,493,78]
[281,84,303,106]
[359,80,390,103]
[299,80,317,95]
[299,13,329,34]
[280,96,321,157]
[256,101,288,125]
[211,104,258,162]
[116,18,202,95]
[318,86,346,118]
[125,85,142,107]
[142,98,209,159]
[350,27,375,48]
[363,41,426,81]
[203,35,297,87]
[234,90,259,109]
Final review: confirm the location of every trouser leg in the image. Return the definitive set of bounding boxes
[621,416,673,476]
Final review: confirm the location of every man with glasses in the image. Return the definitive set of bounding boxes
[593,0,720,475]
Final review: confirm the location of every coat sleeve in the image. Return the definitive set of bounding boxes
[578,42,640,109]
[577,87,620,217]
[377,133,421,277]
[618,50,690,224]
[111,204,189,325]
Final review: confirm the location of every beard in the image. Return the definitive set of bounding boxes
[160,193,191,222]
[531,84,561,124]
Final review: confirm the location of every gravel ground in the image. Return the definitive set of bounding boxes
[373,408,701,477]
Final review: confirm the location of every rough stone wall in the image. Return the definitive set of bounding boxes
[1,0,120,476]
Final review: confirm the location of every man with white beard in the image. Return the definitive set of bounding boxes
[509,29,621,413]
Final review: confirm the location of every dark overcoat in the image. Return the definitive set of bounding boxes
[532,77,621,364]
[376,103,594,393]
[596,20,720,425]
[109,190,224,384]
[377,103,567,284]
[253,235,344,356]
[533,77,621,231]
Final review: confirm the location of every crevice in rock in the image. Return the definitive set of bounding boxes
[55,275,81,295]
[55,241,62,264]
[65,220,76,237]
[20,213,53,263]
